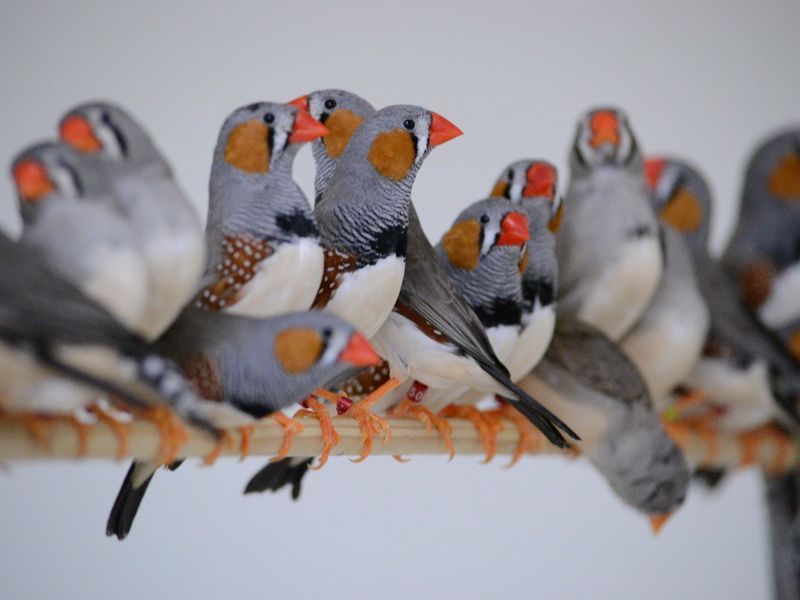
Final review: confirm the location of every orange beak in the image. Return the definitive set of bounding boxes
[645,158,666,191]
[589,111,620,148]
[59,115,102,153]
[649,513,672,535]
[428,112,463,148]
[288,95,310,111]
[523,163,556,198]
[498,211,530,246]
[12,160,56,201]
[339,332,382,367]
[288,109,329,144]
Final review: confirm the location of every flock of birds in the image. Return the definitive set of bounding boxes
[2,90,800,541]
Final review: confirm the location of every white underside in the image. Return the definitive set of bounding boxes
[506,302,556,382]
[225,238,324,317]
[578,237,663,341]
[622,308,708,408]
[684,357,777,432]
[324,255,405,338]
[759,262,800,328]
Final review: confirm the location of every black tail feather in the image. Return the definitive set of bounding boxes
[106,461,155,540]
[244,458,313,500]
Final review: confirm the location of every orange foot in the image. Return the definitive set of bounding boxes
[294,396,340,469]
[89,403,132,459]
[390,397,455,460]
[270,413,305,462]
[67,413,93,457]
[337,378,399,463]
[439,404,499,463]
[139,405,188,464]
[486,400,541,467]
[18,413,53,448]
[204,430,234,466]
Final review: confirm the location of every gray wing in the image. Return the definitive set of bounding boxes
[545,318,651,407]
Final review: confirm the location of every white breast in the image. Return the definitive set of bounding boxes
[506,302,556,381]
[324,255,405,338]
[578,236,663,341]
[226,238,325,318]
[759,262,800,328]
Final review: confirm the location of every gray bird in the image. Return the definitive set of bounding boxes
[198,101,327,317]
[58,102,205,339]
[488,159,562,380]
[106,309,382,539]
[518,318,690,528]
[619,157,711,406]
[557,107,663,341]
[722,129,800,349]
[11,141,150,332]
[648,158,800,431]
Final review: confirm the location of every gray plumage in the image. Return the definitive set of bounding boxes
[520,319,689,515]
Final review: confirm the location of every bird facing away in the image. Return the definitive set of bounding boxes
[556,107,663,341]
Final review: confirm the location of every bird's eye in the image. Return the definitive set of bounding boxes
[480,214,490,224]
[322,327,332,339]
[403,119,415,131]
[324,99,337,110]
[263,113,275,124]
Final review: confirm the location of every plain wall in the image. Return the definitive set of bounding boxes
[1,1,798,598]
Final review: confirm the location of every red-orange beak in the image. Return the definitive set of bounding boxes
[429,112,463,148]
[289,109,329,144]
[589,111,620,148]
[339,332,382,367]
[645,157,666,191]
[12,160,56,201]
[498,211,530,246]
[288,95,310,111]
[59,115,103,153]
[649,513,673,535]
[523,163,556,198]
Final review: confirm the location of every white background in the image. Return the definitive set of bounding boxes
[1,1,798,598]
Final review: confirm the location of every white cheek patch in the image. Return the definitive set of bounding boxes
[414,117,430,164]
[323,329,350,367]
[509,179,524,202]
[49,164,79,199]
[95,122,124,160]
[655,167,678,204]
[270,130,289,166]
[481,223,499,256]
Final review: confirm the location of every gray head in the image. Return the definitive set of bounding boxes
[645,156,712,259]
[290,90,376,199]
[570,107,642,175]
[58,101,171,176]
[169,310,381,416]
[742,128,800,207]
[590,412,690,516]
[437,198,530,327]
[10,140,112,225]
[490,159,563,232]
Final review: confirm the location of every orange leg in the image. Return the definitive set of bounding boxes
[390,397,455,460]
[139,405,188,464]
[18,413,53,448]
[270,413,305,462]
[294,397,340,470]
[89,404,132,459]
[238,425,255,461]
[439,404,498,463]
[204,430,233,466]
[67,414,93,457]
[337,378,400,463]
[488,402,542,468]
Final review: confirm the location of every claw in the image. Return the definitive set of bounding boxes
[338,378,399,463]
[140,406,188,464]
[204,430,233,466]
[238,425,255,461]
[294,396,339,469]
[89,403,132,459]
[270,413,305,461]
[390,397,455,460]
[439,404,498,463]
[68,414,93,457]
[489,402,540,467]
[19,413,53,448]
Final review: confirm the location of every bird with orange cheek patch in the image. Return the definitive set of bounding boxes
[722,129,800,347]
[557,107,663,341]
[518,318,689,531]
[488,159,562,381]
[10,141,150,333]
[618,157,710,407]
[58,102,205,340]
[105,309,381,540]
[647,158,800,436]
[198,101,327,319]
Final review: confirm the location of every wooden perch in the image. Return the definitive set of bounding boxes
[1,415,799,475]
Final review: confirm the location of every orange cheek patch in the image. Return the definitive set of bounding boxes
[768,155,800,199]
[788,329,800,362]
[324,110,364,159]
[224,120,270,173]
[490,181,509,198]
[659,188,703,232]
[12,160,56,201]
[548,201,564,233]
[442,219,481,270]
[274,328,324,374]
[367,129,415,181]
